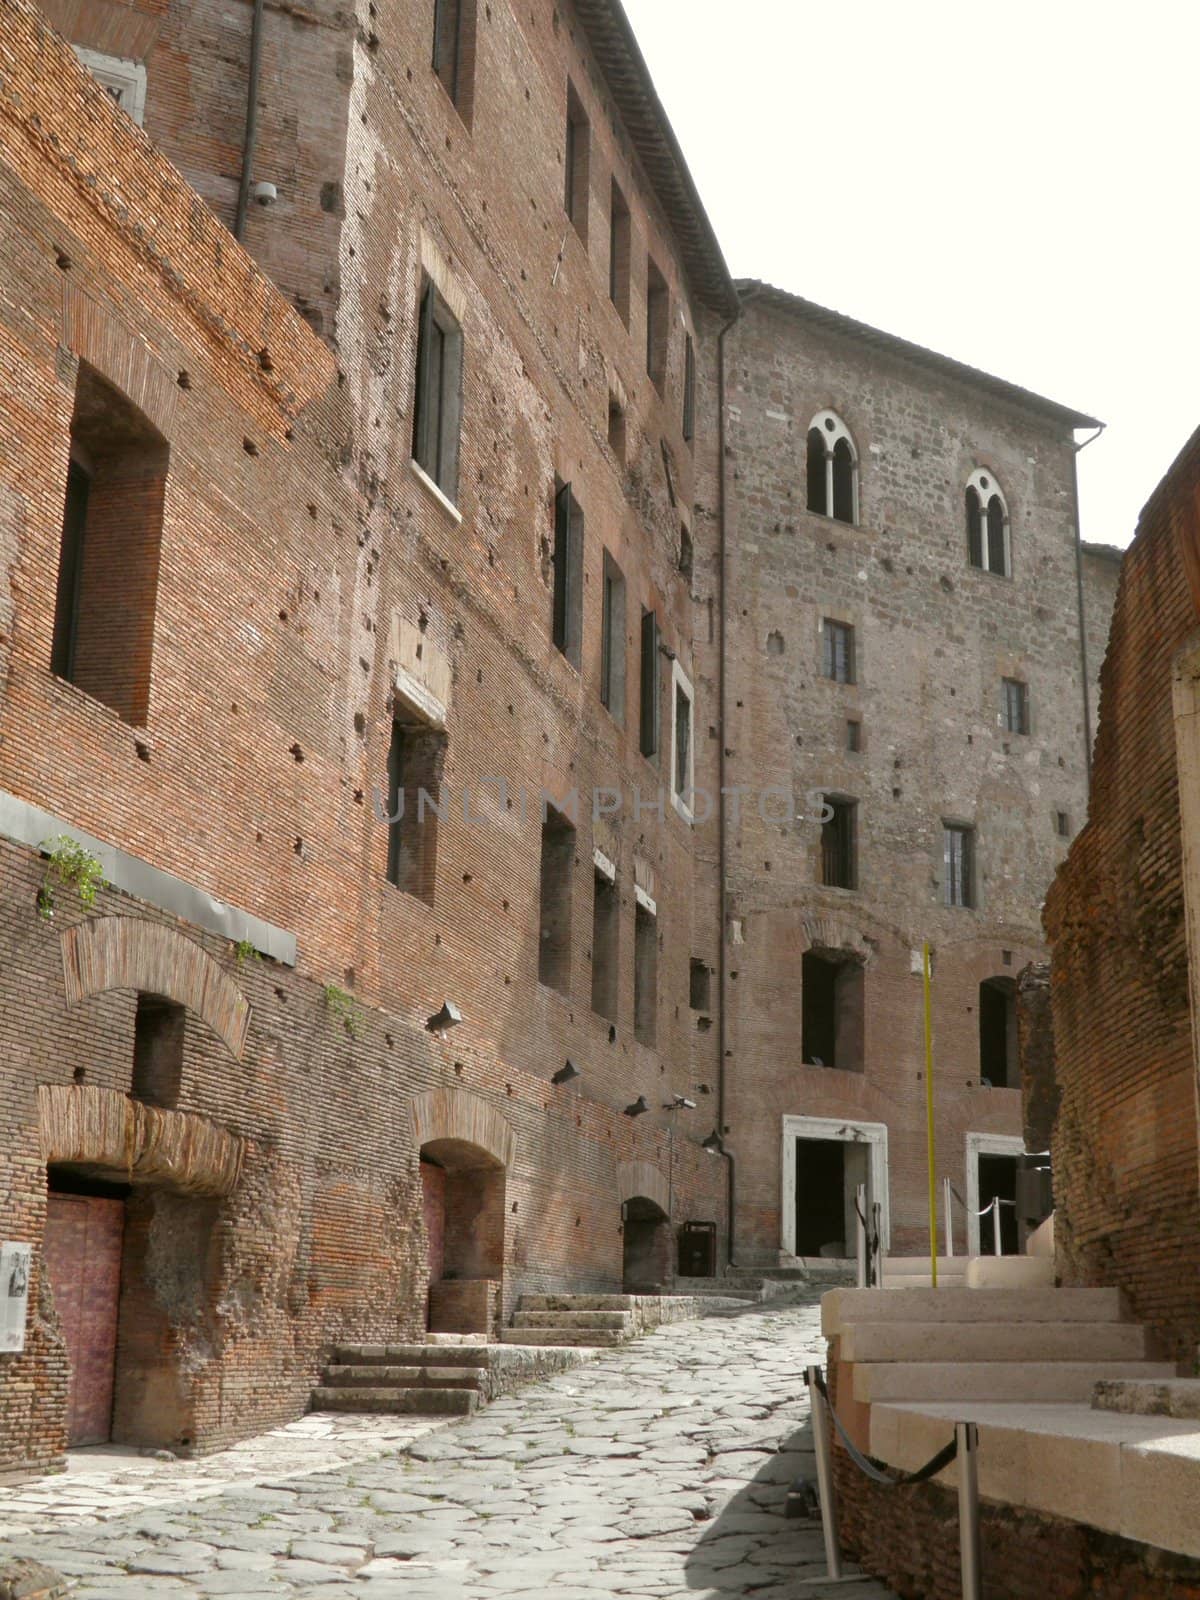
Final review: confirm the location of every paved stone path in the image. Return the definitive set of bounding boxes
[0,1294,896,1598]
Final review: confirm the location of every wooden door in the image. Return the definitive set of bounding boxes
[43,1193,124,1446]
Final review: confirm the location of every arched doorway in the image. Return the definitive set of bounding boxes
[41,920,247,1451]
[409,1089,515,1338]
[621,1196,670,1292]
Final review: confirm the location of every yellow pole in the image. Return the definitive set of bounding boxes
[923,940,938,1288]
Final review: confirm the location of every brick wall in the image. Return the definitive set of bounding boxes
[1044,427,1200,1362]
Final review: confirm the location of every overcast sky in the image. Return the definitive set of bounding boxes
[622,0,1199,550]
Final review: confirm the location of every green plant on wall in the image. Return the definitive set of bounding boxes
[233,938,261,966]
[38,835,106,920]
[323,983,362,1038]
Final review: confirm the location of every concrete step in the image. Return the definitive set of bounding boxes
[839,1319,1149,1365]
[511,1310,631,1331]
[823,1286,1126,1336]
[311,1385,478,1415]
[322,1364,484,1389]
[498,1327,626,1348]
[852,1359,1180,1405]
[967,1256,1055,1288]
[333,1343,490,1366]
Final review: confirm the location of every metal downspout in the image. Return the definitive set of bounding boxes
[233,0,266,243]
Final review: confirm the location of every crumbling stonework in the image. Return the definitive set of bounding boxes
[1016,962,1057,1154]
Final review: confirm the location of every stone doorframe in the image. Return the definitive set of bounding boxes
[964,1131,1025,1255]
[780,1114,890,1257]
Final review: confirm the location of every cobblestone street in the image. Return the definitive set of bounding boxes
[0,1295,896,1599]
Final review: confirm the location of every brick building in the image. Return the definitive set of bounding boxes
[1042,425,1200,1364]
[705,283,1115,1263]
[0,0,734,1472]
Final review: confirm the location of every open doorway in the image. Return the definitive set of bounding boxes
[978,977,1017,1088]
[781,1115,889,1258]
[801,951,864,1071]
[419,1138,505,1335]
[622,1196,670,1291]
[965,1132,1024,1254]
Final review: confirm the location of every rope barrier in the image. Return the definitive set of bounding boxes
[812,1370,958,1489]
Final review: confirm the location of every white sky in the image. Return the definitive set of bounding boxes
[622,0,1200,550]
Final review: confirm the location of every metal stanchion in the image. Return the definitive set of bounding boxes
[806,1365,842,1580]
[991,1196,1002,1256]
[956,1421,982,1600]
[872,1201,884,1287]
[943,1176,954,1257]
[855,1183,867,1289]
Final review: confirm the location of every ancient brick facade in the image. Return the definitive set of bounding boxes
[1043,426,1200,1363]
[706,285,1106,1262]
[0,0,730,1472]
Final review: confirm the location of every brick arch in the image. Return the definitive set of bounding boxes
[616,1159,669,1216]
[800,914,875,963]
[409,1088,516,1170]
[60,917,250,1060]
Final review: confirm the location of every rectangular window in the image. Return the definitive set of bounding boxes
[600,550,626,725]
[846,719,862,753]
[634,899,657,1046]
[679,521,693,581]
[682,333,695,442]
[412,278,463,502]
[821,798,857,890]
[1002,677,1029,735]
[538,804,575,993]
[689,957,710,1012]
[944,824,975,909]
[609,179,630,325]
[72,46,148,125]
[823,619,855,684]
[564,80,590,241]
[1056,810,1071,838]
[591,868,619,1021]
[672,667,693,815]
[432,0,476,120]
[385,716,445,904]
[51,362,169,726]
[639,607,661,759]
[646,257,668,391]
[552,480,584,669]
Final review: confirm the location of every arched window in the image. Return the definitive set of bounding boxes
[965,469,1010,576]
[806,410,858,524]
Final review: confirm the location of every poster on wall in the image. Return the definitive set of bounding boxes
[0,1242,32,1353]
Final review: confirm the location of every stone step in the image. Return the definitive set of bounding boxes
[311,1385,478,1416]
[839,1319,1149,1365]
[322,1364,484,1389]
[333,1343,491,1366]
[519,1294,638,1312]
[852,1359,1180,1405]
[511,1310,631,1330]
[823,1286,1126,1336]
[498,1327,626,1347]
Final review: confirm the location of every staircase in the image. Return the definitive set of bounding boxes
[312,1343,490,1416]
[500,1294,636,1346]
[825,1285,1178,1406]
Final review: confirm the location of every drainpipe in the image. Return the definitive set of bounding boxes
[233,0,266,243]
[1070,423,1106,792]
[715,304,740,1266]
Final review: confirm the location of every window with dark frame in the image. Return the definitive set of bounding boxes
[1002,677,1029,735]
[431,0,475,120]
[412,277,463,502]
[634,900,657,1046]
[822,619,855,684]
[646,257,668,391]
[591,869,619,1021]
[1056,810,1071,838]
[538,804,575,994]
[639,607,661,759]
[673,676,692,807]
[51,361,169,727]
[564,80,589,241]
[944,824,975,909]
[600,550,626,725]
[820,798,857,890]
[846,719,862,753]
[689,957,710,1012]
[609,179,630,326]
[552,480,584,669]
[682,333,695,442]
[385,716,445,905]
